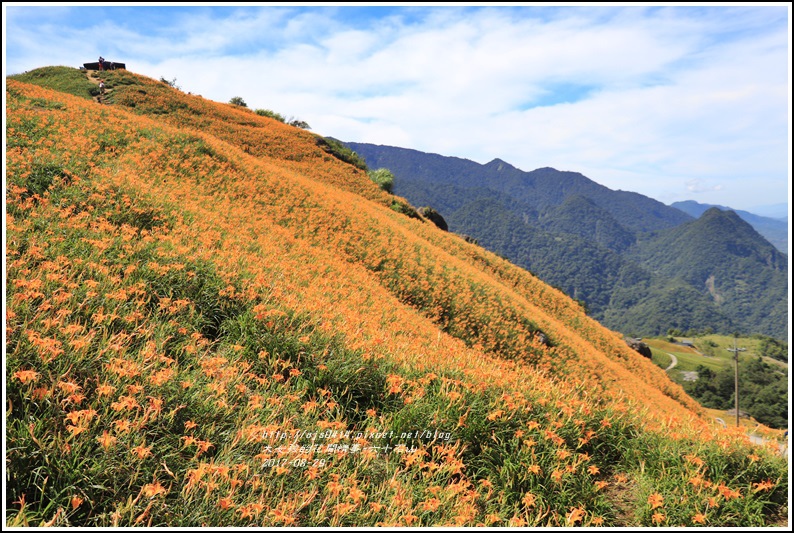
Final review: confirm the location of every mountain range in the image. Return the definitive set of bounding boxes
[344,143,788,340]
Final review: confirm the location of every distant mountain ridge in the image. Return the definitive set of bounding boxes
[345,142,787,339]
[347,143,693,234]
[748,202,789,220]
[671,200,788,253]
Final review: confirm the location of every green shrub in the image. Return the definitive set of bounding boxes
[417,206,448,231]
[254,108,285,122]
[159,76,180,90]
[390,200,421,220]
[367,168,395,193]
[287,118,311,129]
[315,137,368,170]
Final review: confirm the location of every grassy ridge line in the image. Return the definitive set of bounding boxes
[98,69,706,419]
[8,65,100,101]
[6,77,787,526]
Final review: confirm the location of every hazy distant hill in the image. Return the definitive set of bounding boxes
[749,202,789,220]
[344,142,787,339]
[671,200,788,253]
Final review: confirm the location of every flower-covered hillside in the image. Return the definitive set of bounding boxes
[5,69,788,527]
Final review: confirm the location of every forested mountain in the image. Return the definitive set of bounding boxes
[630,208,788,339]
[446,197,736,335]
[671,200,788,253]
[538,195,636,253]
[344,143,787,339]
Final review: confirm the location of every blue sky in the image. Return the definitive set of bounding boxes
[3,3,791,213]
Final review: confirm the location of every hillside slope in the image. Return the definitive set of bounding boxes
[5,68,788,527]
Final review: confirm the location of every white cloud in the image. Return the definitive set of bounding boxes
[686,179,725,194]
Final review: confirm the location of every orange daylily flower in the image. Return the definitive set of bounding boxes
[567,507,585,524]
[140,481,167,499]
[97,431,117,449]
[647,492,664,509]
[13,369,39,384]
[522,492,537,508]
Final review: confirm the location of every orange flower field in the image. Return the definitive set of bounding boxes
[5,67,789,527]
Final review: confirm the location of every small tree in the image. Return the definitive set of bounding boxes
[367,168,395,194]
[160,76,180,90]
[287,118,311,130]
[229,96,248,107]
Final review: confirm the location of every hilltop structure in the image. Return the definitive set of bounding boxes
[83,60,126,70]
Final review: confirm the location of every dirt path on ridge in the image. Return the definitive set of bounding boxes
[86,70,112,103]
[664,352,678,371]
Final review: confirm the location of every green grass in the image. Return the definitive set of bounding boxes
[9,66,98,100]
[648,348,672,370]
[314,136,368,170]
[646,336,786,376]
[694,334,788,369]
[672,350,725,373]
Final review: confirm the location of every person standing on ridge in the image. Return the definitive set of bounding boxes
[98,56,105,71]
